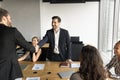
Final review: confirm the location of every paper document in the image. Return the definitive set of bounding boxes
[15,78,22,80]
[26,77,40,80]
[32,64,45,70]
[70,63,80,68]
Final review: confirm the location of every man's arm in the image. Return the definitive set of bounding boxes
[66,30,71,59]
[14,28,35,53]
[38,35,48,48]
[38,31,49,48]
[65,30,72,63]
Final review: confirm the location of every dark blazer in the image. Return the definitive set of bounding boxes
[39,28,71,61]
[0,24,35,80]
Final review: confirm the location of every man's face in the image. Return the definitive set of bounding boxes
[52,18,60,30]
[6,14,12,27]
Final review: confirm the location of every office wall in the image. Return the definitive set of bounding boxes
[0,0,99,47]
[40,1,99,47]
[1,0,40,41]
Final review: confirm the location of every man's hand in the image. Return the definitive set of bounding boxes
[66,59,73,64]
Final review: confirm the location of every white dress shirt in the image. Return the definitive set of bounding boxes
[54,29,60,54]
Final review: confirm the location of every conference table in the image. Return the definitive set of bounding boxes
[19,61,79,80]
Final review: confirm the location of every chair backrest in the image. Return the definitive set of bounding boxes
[71,42,84,61]
[71,36,79,43]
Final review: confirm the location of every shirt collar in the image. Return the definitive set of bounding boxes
[54,28,60,33]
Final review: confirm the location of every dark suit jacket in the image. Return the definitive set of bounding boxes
[0,24,35,80]
[39,28,71,61]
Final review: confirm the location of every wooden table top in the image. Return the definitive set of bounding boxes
[19,61,79,80]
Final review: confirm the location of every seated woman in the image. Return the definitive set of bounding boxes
[106,41,120,77]
[18,36,41,62]
[70,45,107,80]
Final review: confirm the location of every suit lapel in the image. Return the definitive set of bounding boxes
[59,28,62,46]
[51,29,55,47]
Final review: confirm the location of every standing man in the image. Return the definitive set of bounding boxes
[0,8,35,80]
[39,16,72,62]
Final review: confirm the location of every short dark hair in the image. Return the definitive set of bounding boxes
[52,16,61,22]
[0,8,9,22]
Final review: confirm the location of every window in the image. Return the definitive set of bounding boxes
[99,0,120,65]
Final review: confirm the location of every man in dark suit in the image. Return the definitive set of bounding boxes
[39,16,72,62]
[0,8,35,80]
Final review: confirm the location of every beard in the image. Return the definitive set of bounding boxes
[7,21,12,27]
[8,23,12,27]
[6,16,12,27]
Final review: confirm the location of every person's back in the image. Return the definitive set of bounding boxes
[0,25,18,59]
[0,24,22,79]
[70,45,107,80]
[0,8,35,80]
[70,72,83,80]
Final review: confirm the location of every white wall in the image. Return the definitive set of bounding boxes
[0,0,99,47]
[40,1,99,47]
[1,0,40,41]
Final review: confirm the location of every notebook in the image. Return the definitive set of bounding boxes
[59,62,69,68]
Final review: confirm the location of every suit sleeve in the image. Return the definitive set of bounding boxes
[38,31,48,48]
[66,30,71,59]
[14,28,35,53]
